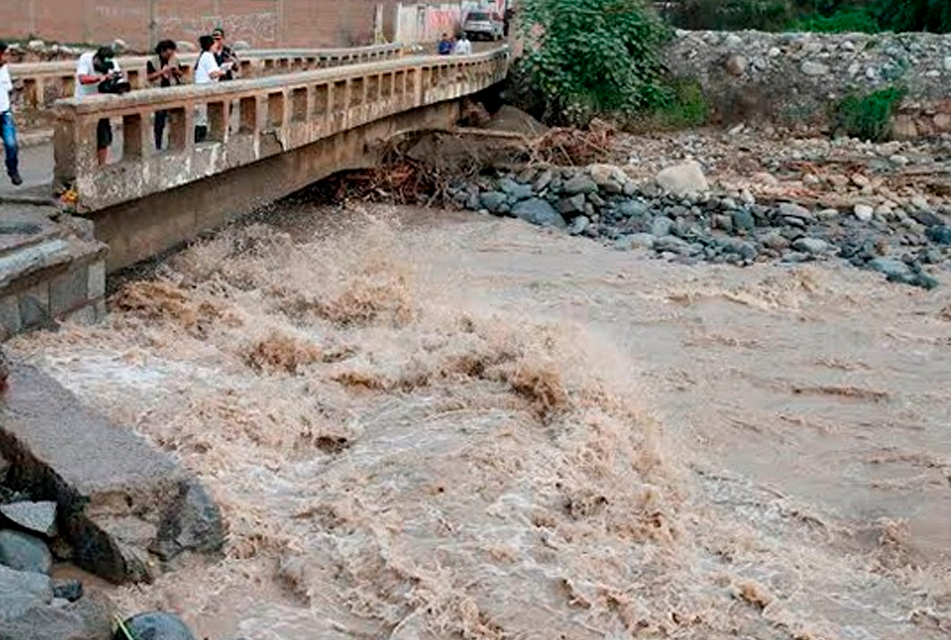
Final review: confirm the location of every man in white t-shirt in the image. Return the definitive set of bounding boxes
[75,46,122,165]
[453,33,472,56]
[0,41,22,185]
[194,34,227,142]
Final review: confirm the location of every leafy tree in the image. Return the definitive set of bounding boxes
[876,0,951,33]
[517,0,670,125]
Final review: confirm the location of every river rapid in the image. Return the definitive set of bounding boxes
[11,202,951,640]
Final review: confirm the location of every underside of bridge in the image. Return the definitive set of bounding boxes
[92,100,463,273]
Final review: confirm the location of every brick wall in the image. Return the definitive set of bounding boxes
[0,0,399,50]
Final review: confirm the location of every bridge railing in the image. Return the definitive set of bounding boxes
[12,43,404,111]
[54,47,510,213]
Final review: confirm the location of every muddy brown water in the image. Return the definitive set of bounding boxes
[11,203,951,639]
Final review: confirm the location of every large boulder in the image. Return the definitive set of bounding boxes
[654,161,709,197]
[0,530,52,574]
[114,612,195,640]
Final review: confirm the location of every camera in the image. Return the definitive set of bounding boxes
[96,59,132,95]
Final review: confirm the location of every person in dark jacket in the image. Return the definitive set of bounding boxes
[212,28,239,81]
[438,33,454,55]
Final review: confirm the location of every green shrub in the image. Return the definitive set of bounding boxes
[875,0,951,33]
[665,0,795,31]
[832,86,905,141]
[517,0,671,126]
[790,7,880,32]
[656,79,711,128]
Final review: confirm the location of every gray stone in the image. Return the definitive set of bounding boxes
[925,226,951,245]
[587,192,605,208]
[777,202,815,222]
[0,564,52,621]
[651,217,674,238]
[722,239,758,261]
[479,191,507,214]
[588,164,626,194]
[150,480,225,561]
[569,216,590,236]
[853,204,874,222]
[0,502,57,537]
[0,297,20,339]
[761,232,791,251]
[0,531,52,574]
[910,209,944,227]
[654,235,693,255]
[801,60,830,76]
[0,591,113,640]
[557,194,586,217]
[562,173,598,196]
[731,209,756,232]
[115,612,196,640]
[617,200,648,218]
[868,258,911,278]
[18,284,50,329]
[655,161,709,197]
[725,54,748,76]
[49,268,88,317]
[512,198,566,228]
[499,178,534,201]
[793,237,831,255]
[533,170,553,193]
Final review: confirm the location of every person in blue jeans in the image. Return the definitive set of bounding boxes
[0,42,22,186]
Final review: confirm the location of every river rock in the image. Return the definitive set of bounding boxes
[654,235,693,255]
[853,204,874,222]
[793,237,831,255]
[0,530,53,574]
[114,612,196,640]
[533,169,553,192]
[617,200,648,218]
[615,233,656,251]
[562,173,598,196]
[2,591,114,640]
[557,194,586,217]
[0,502,57,538]
[868,257,911,278]
[655,161,709,197]
[588,164,627,194]
[801,60,830,76]
[150,480,225,561]
[0,564,52,621]
[569,216,590,236]
[911,209,944,227]
[731,209,756,232]
[499,178,533,201]
[511,198,566,229]
[479,191,507,214]
[925,226,951,245]
[777,202,815,222]
[651,216,674,237]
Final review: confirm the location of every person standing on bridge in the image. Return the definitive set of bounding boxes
[194,35,228,143]
[75,46,121,166]
[453,33,472,56]
[212,28,239,81]
[438,34,454,55]
[147,40,182,150]
[0,42,23,186]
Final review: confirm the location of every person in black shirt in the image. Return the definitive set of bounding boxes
[146,40,181,149]
[212,28,238,81]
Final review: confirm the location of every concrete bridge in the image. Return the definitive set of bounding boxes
[0,44,510,339]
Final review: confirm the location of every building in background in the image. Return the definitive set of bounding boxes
[0,0,401,50]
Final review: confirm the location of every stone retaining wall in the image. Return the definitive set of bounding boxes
[667,30,951,138]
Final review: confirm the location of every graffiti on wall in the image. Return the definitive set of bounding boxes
[156,12,279,46]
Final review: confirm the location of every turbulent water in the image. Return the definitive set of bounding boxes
[12,203,951,640]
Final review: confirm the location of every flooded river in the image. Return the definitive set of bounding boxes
[11,203,951,639]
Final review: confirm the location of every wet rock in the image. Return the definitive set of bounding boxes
[0,564,52,621]
[511,199,566,229]
[617,200,648,218]
[569,216,590,236]
[150,480,225,562]
[479,191,507,214]
[52,578,83,602]
[1,591,114,640]
[0,530,52,574]
[793,237,831,255]
[114,612,196,640]
[910,209,944,227]
[655,161,709,197]
[0,501,57,538]
[562,173,598,196]
[533,170,553,192]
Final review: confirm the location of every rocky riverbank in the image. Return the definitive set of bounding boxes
[436,128,951,289]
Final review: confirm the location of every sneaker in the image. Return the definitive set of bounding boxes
[9,172,22,186]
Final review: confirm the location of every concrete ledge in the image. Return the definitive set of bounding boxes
[0,365,224,584]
